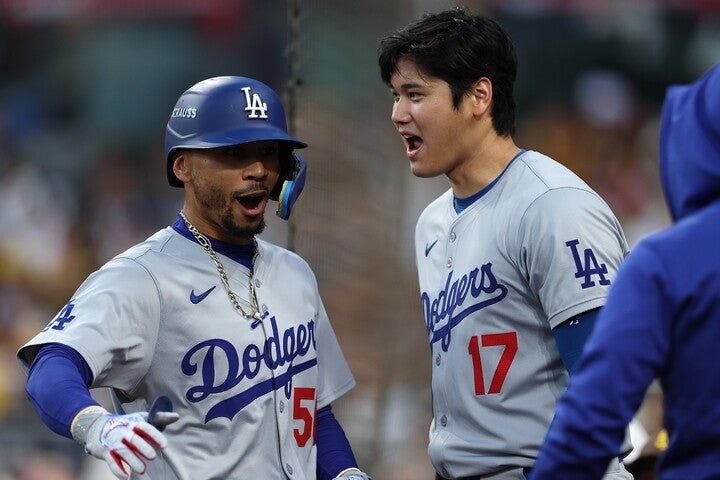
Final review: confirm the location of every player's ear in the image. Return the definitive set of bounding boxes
[172,151,191,184]
[470,77,492,119]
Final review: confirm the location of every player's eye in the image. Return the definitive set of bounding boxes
[260,144,279,156]
[221,146,243,157]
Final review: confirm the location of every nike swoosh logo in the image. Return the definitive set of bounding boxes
[190,286,216,304]
[425,239,439,257]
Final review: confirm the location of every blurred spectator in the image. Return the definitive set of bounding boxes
[0,161,76,279]
[12,452,76,480]
[84,148,159,260]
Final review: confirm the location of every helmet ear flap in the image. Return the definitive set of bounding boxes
[275,154,307,220]
[269,144,294,201]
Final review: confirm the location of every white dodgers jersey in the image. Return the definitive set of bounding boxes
[18,227,356,480]
[416,151,628,478]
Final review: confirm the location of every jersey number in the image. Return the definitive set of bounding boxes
[468,332,517,395]
[293,387,317,447]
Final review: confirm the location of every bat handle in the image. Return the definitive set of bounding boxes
[147,395,174,431]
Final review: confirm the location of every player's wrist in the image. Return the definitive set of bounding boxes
[333,467,373,480]
[71,406,108,448]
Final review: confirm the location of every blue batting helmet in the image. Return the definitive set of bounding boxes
[165,76,307,218]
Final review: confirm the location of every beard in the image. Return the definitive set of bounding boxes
[191,177,266,241]
[220,208,266,239]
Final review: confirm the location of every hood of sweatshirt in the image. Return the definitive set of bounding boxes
[659,64,720,221]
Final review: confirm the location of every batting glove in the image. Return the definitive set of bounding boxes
[71,399,179,479]
[332,467,373,480]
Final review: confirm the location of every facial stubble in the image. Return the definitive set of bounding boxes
[191,177,267,241]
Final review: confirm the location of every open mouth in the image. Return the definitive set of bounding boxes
[405,135,423,156]
[236,193,266,215]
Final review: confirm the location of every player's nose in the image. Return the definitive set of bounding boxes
[242,159,270,181]
[391,98,411,126]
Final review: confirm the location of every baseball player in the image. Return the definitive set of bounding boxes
[378,8,633,480]
[17,76,371,480]
[530,64,720,480]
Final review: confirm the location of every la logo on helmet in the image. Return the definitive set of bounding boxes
[241,86,268,119]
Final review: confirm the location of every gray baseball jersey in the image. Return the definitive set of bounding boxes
[416,150,629,478]
[18,226,355,480]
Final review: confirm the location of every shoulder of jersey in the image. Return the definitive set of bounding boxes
[516,151,591,191]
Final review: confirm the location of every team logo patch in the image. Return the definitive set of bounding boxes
[190,286,216,304]
[42,301,77,332]
[241,86,268,119]
[566,239,611,288]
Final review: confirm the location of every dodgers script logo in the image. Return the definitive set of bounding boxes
[181,315,317,423]
[241,86,268,119]
[422,263,508,352]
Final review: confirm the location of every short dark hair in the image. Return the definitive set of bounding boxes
[378,7,517,136]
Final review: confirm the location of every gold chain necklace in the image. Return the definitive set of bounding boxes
[179,211,266,328]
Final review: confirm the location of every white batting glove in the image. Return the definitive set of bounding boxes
[71,402,179,479]
[332,467,373,480]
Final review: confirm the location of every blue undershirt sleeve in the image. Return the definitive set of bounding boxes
[552,308,600,373]
[315,404,358,479]
[25,343,99,438]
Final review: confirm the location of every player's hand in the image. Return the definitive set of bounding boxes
[332,467,373,480]
[71,397,179,479]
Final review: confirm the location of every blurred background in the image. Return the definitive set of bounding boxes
[0,0,717,478]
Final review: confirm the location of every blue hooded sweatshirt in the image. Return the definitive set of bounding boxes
[530,63,720,480]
